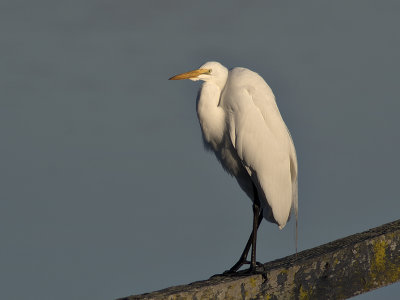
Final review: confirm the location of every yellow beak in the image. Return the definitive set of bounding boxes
[169,68,210,80]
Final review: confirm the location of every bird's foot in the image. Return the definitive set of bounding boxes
[222,260,263,275]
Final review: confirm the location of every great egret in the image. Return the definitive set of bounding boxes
[169,61,298,272]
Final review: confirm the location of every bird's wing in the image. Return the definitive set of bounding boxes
[223,68,297,228]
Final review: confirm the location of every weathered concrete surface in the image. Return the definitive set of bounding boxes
[119,219,400,300]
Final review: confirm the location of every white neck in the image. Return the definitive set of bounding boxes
[196,82,226,150]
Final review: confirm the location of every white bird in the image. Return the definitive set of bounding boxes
[169,61,298,272]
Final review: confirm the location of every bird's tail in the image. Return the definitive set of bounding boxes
[286,125,298,255]
[289,153,298,255]
[292,177,298,255]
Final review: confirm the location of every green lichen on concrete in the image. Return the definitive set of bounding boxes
[248,276,258,289]
[365,236,400,291]
[372,238,387,273]
[298,284,313,300]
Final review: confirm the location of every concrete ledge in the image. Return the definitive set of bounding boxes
[119,219,400,300]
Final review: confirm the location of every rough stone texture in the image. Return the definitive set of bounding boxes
[119,219,400,300]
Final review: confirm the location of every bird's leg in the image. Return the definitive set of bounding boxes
[226,210,263,273]
[226,183,262,273]
[250,201,261,271]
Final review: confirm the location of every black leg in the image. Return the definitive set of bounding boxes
[226,182,262,273]
[250,201,260,271]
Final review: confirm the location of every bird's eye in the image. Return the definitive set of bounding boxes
[208,69,212,74]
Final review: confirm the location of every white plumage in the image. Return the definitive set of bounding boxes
[170,61,298,271]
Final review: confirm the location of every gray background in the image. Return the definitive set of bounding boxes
[1,1,399,299]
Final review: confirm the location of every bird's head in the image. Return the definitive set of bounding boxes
[169,61,228,89]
